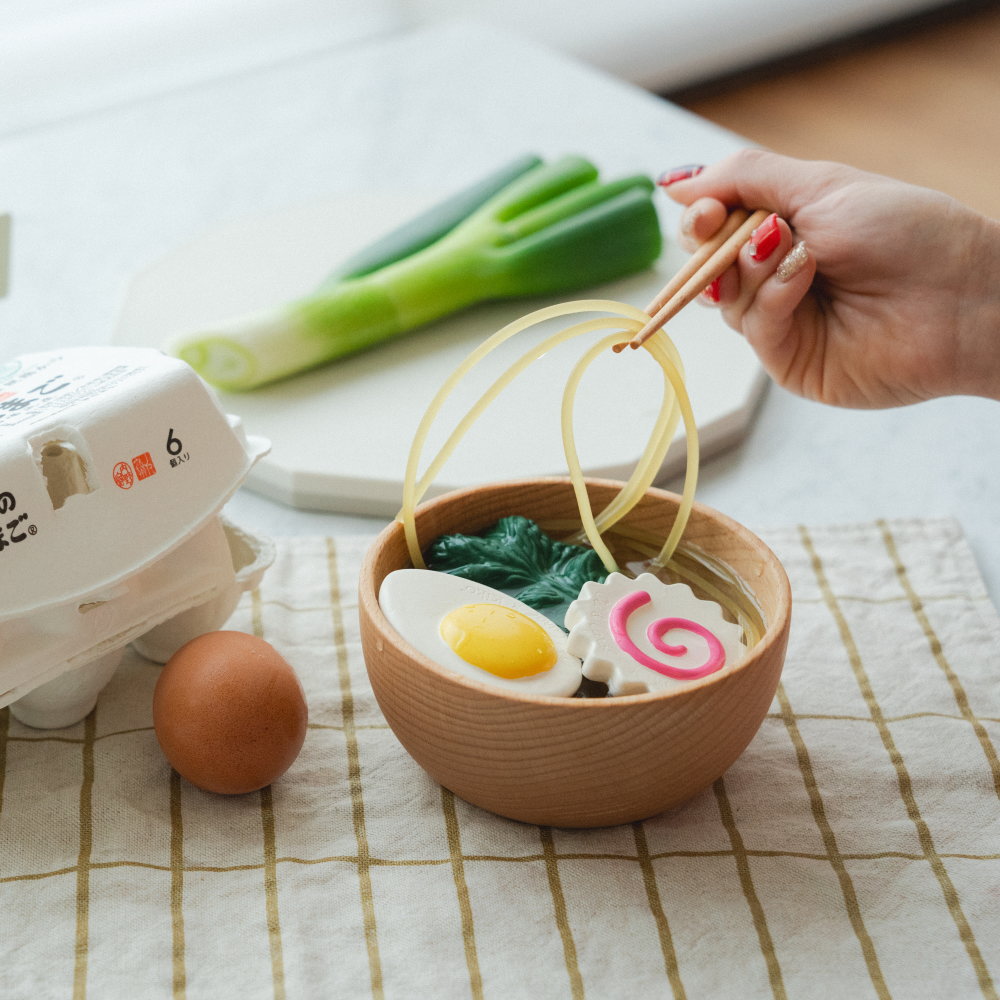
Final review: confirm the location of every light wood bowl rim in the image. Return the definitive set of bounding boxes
[359,476,791,709]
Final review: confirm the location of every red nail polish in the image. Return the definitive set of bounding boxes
[702,278,721,303]
[749,213,781,261]
[657,164,704,187]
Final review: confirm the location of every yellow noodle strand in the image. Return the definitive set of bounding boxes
[562,329,695,562]
[401,302,647,565]
[560,332,636,571]
[561,330,676,571]
[413,317,624,502]
[401,300,645,562]
[398,299,699,571]
[591,333,685,535]
[401,302,607,559]
[402,316,637,566]
[646,333,700,566]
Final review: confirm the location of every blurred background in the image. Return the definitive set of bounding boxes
[2,0,999,587]
[669,0,1000,218]
[2,0,997,216]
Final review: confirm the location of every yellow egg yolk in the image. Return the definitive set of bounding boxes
[438,603,557,679]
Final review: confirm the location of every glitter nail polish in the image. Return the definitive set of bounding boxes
[776,242,809,282]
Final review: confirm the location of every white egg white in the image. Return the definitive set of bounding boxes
[378,569,583,697]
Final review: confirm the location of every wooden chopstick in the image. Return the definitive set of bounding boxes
[619,207,771,351]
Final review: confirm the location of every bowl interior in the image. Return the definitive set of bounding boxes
[359,477,791,827]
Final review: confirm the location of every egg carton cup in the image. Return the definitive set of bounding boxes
[0,346,274,729]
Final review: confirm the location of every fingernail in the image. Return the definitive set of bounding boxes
[776,241,809,281]
[702,278,721,303]
[680,204,702,238]
[749,212,781,261]
[658,164,704,187]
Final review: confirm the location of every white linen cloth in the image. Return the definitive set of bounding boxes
[1,518,998,999]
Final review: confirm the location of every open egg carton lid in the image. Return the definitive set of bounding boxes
[0,346,268,620]
[112,192,768,516]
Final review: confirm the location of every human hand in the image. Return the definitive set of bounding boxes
[661,150,1000,408]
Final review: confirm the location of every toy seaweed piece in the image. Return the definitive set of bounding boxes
[426,516,608,612]
[166,154,663,391]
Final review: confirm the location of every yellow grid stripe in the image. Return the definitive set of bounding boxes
[540,826,585,999]
[879,521,1000,799]
[254,589,993,615]
[441,788,485,999]
[260,784,286,1000]
[8,709,1000,745]
[72,710,96,1000]
[774,681,890,996]
[252,587,288,1000]
[713,777,787,999]
[793,592,992,606]
[633,821,686,998]
[4,844,998,887]
[169,769,187,1000]
[326,537,384,999]
[765,711,1000,724]
[0,708,9,815]
[801,525,998,1000]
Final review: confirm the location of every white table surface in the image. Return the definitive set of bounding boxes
[2,20,998,607]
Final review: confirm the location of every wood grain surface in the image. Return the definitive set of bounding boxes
[672,2,1000,217]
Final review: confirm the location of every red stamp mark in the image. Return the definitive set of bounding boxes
[113,462,134,489]
[132,452,156,481]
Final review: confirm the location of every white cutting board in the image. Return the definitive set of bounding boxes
[113,193,767,516]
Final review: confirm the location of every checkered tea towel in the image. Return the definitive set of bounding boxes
[1,518,998,1000]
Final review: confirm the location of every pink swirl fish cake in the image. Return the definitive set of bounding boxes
[565,572,746,695]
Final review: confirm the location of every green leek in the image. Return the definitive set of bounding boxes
[167,154,662,392]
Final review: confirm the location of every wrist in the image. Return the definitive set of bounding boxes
[954,213,1000,400]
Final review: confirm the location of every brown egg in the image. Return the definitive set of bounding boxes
[153,631,308,795]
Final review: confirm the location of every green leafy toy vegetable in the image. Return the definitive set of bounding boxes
[426,516,608,612]
[166,154,663,392]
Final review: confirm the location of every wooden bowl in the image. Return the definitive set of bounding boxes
[358,478,791,827]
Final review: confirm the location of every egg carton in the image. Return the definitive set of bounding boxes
[0,346,273,729]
